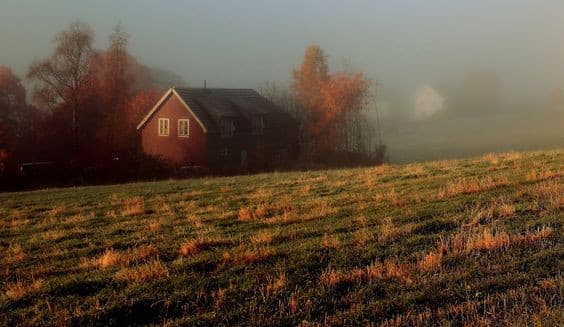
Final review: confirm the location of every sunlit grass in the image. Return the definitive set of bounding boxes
[0,149,561,325]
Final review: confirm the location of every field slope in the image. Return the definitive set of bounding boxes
[0,150,562,326]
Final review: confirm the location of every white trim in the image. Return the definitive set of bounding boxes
[178,119,190,137]
[136,88,208,133]
[172,89,207,133]
[136,89,173,130]
[158,118,170,136]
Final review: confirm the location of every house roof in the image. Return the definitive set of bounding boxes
[137,87,296,133]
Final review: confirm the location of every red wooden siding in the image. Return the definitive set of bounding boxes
[140,94,207,166]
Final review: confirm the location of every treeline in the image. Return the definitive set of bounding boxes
[0,22,386,189]
[0,22,179,188]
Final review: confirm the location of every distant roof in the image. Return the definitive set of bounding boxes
[137,87,296,133]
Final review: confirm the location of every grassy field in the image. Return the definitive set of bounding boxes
[0,150,562,326]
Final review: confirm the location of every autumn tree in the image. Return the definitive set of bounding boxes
[27,21,95,151]
[292,45,371,158]
[319,72,370,154]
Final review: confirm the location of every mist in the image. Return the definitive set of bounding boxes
[1,0,563,163]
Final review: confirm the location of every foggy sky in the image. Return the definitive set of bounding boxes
[2,0,564,101]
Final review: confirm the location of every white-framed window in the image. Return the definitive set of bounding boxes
[178,119,190,137]
[220,118,235,138]
[158,118,169,136]
[251,116,264,135]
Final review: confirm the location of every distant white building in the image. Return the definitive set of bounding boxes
[414,85,445,119]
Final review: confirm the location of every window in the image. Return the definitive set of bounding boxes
[178,119,189,137]
[158,118,169,136]
[220,118,235,138]
[251,116,264,135]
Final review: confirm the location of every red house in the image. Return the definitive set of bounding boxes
[137,87,299,170]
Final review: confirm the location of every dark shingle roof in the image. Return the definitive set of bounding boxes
[173,88,296,133]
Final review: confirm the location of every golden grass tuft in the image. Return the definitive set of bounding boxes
[353,228,375,246]
[365,261,384,279]
[438,175,509,199]
[263,272,287,299]
[384,260,411,280]
[179,237,231,256]
[417,251,443,271]
[114,260,169,283]
[319,260,410,287]
[321,234,342,249]
[378,217,400,242]
[238,204,276,221]
[187,214,204,228]
[42,229,66,241]
[147,219,161,232]
[512,226,554,245]
[121,196,145,217]
[250,230,276,244]
[525,167,561,181]
[319,267,351,286]
[105,210,117,219]
[5,279,44,301]
[227,246,277,265]
[130,244,159,261]
[3,243,25,265]
[237,207,254,221]
[465,229,510,253]
[97,249,124,268]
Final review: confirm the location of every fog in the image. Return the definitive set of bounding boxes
[1,0,563,162]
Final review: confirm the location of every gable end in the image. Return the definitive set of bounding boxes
[136,88,208,133]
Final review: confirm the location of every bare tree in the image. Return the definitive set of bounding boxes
[27,21,95,150]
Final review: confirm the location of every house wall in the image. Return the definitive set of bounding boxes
[140,94,207,166]
[206,121,299,171]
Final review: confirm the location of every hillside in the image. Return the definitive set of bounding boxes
[0,150,562,326]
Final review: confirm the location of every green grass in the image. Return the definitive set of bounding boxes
[0,150,562,326]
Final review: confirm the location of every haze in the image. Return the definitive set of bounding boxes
[2,0,563,162]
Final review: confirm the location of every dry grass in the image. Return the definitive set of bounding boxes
[237,207,254,221]
[438,175,509,199]
[179,237,231,256]
[528,180,564,211]
[3,243,25,265]
[129,244,159,262]
[352,228,375,246]
[121,196,145,217]
[319,260,411,287]
[226,246,277,265]
[96,249,124,268]
[250,230,276,244]
[4,279,44,301]
[212,288,227,309]
[262,272,287,299]
[114,260,169,283]
[147,219,161,232]
[417,251,443,271]
[512,226,555,245]
[41,229,66,241]
[187,214,204,228]
[321,234,342,249]
[378,217,402,242]
[438,226,554,256]
[525,167,561,181]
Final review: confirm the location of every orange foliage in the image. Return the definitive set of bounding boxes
[292,45,371,156]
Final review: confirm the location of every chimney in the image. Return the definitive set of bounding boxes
[204,80,207,89]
